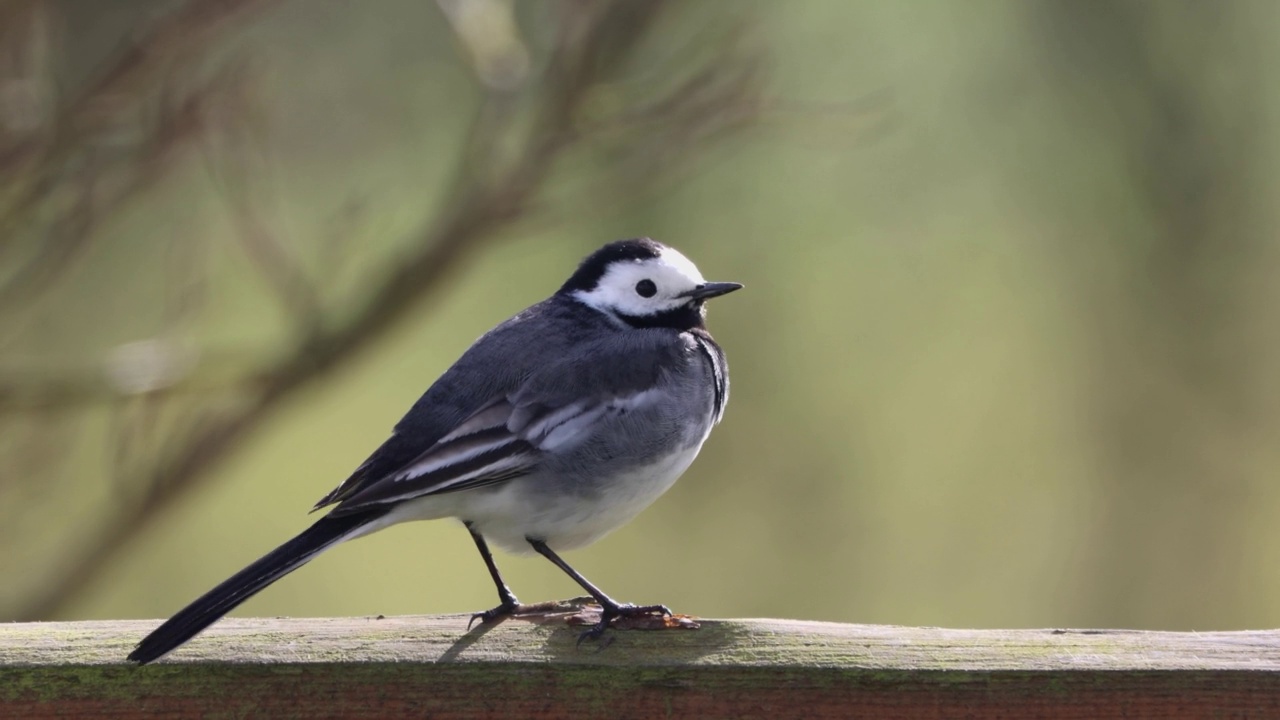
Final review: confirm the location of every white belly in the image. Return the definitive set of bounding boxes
[371,441,705,555]
[467,441,704,553]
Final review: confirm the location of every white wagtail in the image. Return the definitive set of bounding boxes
[128,237,740,664]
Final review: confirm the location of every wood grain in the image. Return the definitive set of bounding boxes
[3,614,1279,718]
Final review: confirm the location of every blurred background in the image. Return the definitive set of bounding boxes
[4,0,1280,632]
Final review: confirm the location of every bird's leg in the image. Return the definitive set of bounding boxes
[466,522,522,628]
[527,538,671,644]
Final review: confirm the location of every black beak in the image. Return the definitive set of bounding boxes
[680,282,743,301]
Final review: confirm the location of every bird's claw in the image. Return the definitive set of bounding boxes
[576,624,608,646]
[618,603,672,618]
[575,602,672,645]
[468,598,521,630]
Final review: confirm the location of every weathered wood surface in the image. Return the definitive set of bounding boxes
[3,613,1280,719]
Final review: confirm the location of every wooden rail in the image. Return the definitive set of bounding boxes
[3,609,1279,718]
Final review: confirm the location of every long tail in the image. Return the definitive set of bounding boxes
[128,509,387,664]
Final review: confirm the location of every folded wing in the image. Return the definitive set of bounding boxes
[320,331,678,515]
[326,387,661,514]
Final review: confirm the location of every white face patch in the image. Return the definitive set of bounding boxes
[572,248,708,318]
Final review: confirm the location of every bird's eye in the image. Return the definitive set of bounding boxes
[635,279,657,298]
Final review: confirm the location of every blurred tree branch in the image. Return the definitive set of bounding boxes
[2,0,762,620]
[0,0,277,310]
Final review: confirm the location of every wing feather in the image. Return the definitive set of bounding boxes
[327,388,662,514]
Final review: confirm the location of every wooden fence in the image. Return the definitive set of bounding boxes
[3,613,1279,718]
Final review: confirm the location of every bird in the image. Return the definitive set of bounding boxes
[127,237,741,664]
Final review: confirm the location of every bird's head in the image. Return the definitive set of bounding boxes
[559,238,742,329]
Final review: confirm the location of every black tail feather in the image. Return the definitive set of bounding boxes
[128,510,385,664]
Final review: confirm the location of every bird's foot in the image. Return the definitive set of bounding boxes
[468,595,523,630]
[470,597,602,630]
[575,602,672,646]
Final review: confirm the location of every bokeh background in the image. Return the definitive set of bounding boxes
[5,0,1280,633]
